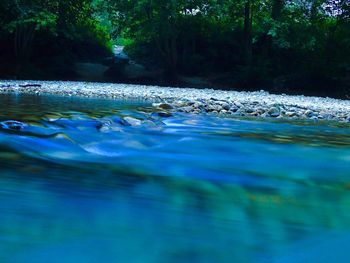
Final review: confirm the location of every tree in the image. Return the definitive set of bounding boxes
[0,0,110,77]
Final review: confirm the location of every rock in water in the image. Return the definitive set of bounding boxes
[304,110,316,118]
[123,117,142,126]
[157,111,173,117]
[152,103,174,110]
[0,120,26,131]
[268,107,280,117]
[221,102,230,111]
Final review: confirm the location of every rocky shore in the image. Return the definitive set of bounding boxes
[1,80,350,123]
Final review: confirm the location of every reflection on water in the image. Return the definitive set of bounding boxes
[1,94,350,263]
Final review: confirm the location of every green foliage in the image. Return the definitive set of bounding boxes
[0,0,349,95]
[6,11,57,33]
[115,38,134,46]
[96,0,350,94]
[0,0,112,78]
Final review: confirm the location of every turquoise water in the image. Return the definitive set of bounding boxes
[1,94,350,263]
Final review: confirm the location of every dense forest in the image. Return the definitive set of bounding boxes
[0,0,349,97]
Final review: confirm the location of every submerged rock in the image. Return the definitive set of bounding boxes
[96,117,125,132]
[157,111,173,117]
[123,117,142,126]
[96,120,110,131]
[0,120,27,131]
[179,106,194,113]
[108,116,130,127]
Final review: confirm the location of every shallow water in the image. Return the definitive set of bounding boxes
[1,93,350,263]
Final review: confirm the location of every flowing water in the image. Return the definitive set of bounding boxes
[1,93,350,263]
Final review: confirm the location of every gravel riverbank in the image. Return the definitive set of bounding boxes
[1,80,350,123]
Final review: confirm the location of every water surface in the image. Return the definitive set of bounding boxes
[1,93,350,263]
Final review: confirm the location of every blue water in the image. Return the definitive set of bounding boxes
[1,94,350,263]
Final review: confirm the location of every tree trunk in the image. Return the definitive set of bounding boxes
[14,23,35,78]
[263,0,284,59]
[272,0,283,20]
[162,36,178,81]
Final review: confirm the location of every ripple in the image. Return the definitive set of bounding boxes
[1,93,350,262]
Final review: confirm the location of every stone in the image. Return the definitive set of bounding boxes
[230,106,239,112]
[111,117,127,126]
[98,123,114,132]
[221,102,230,111]
[97,119,123,132]
[255,108,265,114]
[268,107,280,117]
[205,105,217,112]
[158,103,174,110]
[304,110,316,118]
[173,101,187,107]
[123,117,142,126]
[285,111,296,117]
[179,106,193,113]
[0,120,26,131]
[234,102,243,108]
[193,102,204,109]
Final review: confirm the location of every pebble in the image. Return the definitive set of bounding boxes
[230,106,239,112]
[221,103,230,111]
[268,107,280,117]
[305,110,316,118]
[285,111,296,117]
[1,80,350,123]
[157,103,173,110]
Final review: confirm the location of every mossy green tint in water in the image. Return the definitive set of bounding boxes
[0,94,350,263]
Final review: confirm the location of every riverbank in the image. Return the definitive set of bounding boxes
[1,80,350,123]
